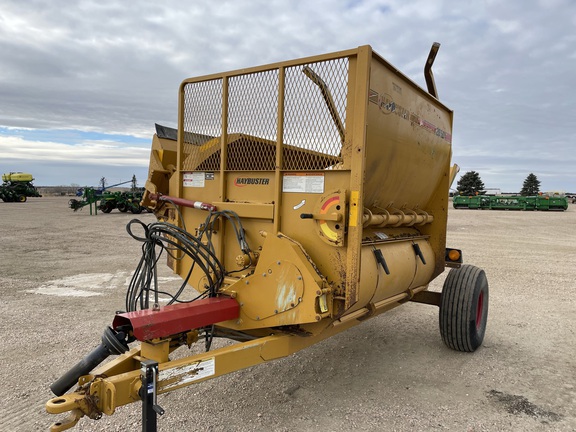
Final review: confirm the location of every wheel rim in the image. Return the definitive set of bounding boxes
[476,290,484,330]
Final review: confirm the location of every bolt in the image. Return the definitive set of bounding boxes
[256,316,260,320]
[245,280,249,285]
[274,309,278,314]
[297,276,302,280]
[262,273,267,277]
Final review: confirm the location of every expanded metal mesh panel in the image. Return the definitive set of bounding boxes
[182,79,223,171]
[283,58,348,170]
[227,71,279,170]
[180,57,349,172]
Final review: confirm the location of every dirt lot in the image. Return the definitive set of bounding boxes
[1,196,575,432]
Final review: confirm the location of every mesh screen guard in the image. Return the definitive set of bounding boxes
[181,57,349,172]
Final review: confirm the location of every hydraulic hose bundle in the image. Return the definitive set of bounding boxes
[125,209,252,312]
[125,219,224,311]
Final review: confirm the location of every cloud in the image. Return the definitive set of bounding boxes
[0,128,151,185]
[0,135,147,165]
[0,0,575,191]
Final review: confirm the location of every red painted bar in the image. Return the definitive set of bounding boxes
[112,297,239,341]
[148,193,216,212]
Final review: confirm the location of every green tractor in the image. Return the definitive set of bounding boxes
[69,176,144,215]
[98,190,145,214]
[0,173,42,202]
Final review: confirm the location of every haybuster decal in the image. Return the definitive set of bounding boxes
[234,177,270,187]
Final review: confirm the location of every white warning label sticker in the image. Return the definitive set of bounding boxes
[158,357,215,391]
[282,173,324,194]
[183,172,205,188]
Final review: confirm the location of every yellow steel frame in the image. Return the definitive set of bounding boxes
[46,288,421,431]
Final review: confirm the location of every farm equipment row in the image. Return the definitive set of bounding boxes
[453,194,568,211]
[0,172,42,202]
[69,188,146,214]
[68,177,146,215]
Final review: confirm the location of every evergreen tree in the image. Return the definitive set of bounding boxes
[456,171,485,196]
[520,173,541,196]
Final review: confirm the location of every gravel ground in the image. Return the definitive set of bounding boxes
[0,196,575,432]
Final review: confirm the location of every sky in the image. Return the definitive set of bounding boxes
[1,0,575,193]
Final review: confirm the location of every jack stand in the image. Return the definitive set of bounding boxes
[140,360,165,432]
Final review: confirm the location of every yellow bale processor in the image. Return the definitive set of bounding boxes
[47,44,488,431]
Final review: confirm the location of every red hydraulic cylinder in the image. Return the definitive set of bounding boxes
[148,193,216,212]
[112,297,239,341]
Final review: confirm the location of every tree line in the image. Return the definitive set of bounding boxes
[456,171,541,196]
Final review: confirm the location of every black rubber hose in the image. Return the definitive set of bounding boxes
[50,328,128,396]
[50,343,110,396]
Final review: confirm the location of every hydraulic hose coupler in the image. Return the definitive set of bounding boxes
[50,327,129,396]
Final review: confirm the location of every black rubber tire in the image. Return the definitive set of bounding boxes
[440,264,488,352]
[117,203,128,212]
[100,202,113,213]
[17,195,27,202]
